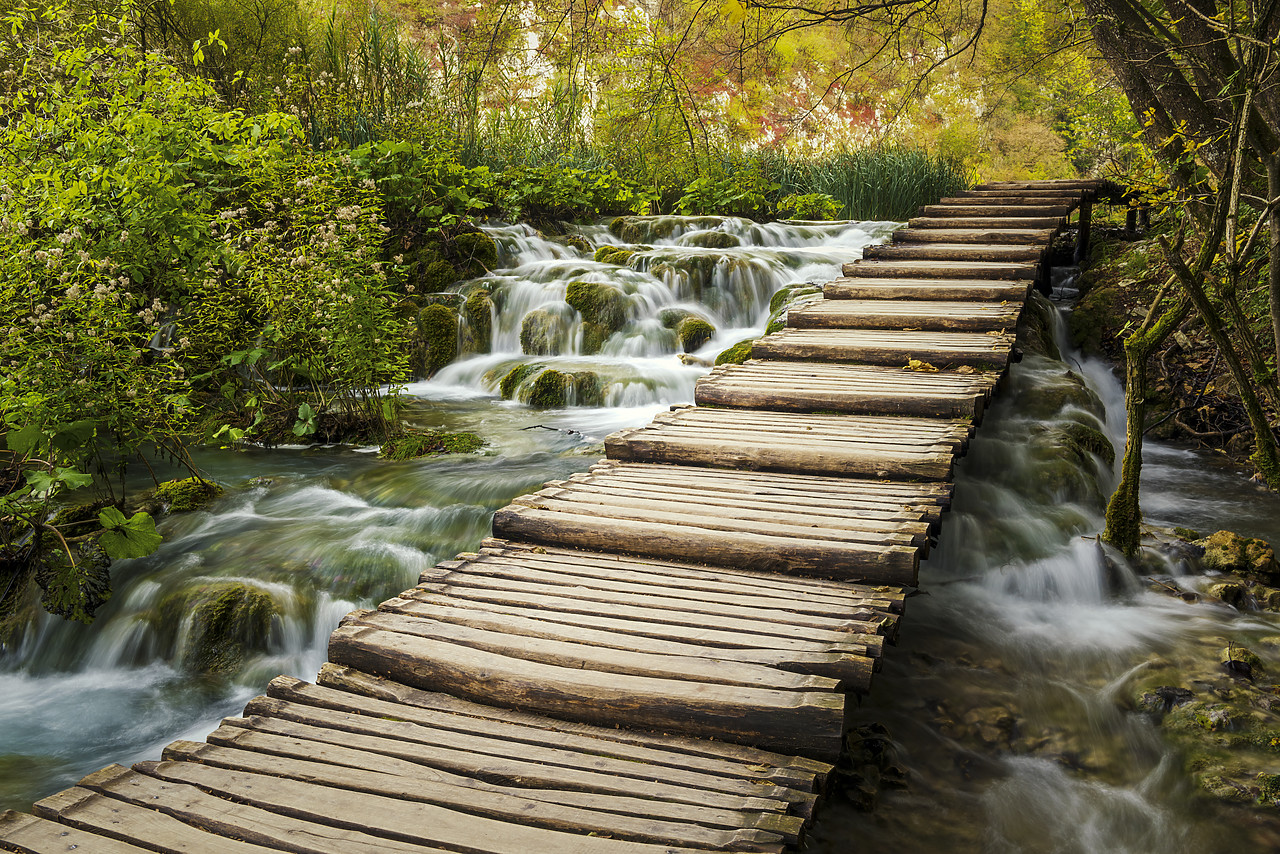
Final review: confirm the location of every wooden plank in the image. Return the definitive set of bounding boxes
[231,700,816,807]
[161,741,803,847]
[37,769,433,854]
[491,505,920,585]
[751,328,1013,369]
[265,676,830,789]
[122,760,720,854]
[315,664,836,786]
[163,740,805,844]
[840,259,1038,280]
[422,563,900,630]
[341,609,842,692]
[371,599,877,689]
[862,243,1045,262]
[907,216,1064,229]
[326,624,848,761]
[825,277,1032,301]
[655,407,971,439]
[918,203,1073,217]
[146,750,785,853]
[938,195,1080,206]
[891,227,1055,244]
[0,810,152,854]
[395,588,887,657]
[474,542,911,608]
[787,299,1021,332]
[695,381,982,419]
[603,430,955,481]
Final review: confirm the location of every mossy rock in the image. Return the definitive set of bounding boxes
[1209,581,1250,608]
[677,317,715,352]
[498,363,544,399]
[394,296,422,320]
[565,281,629,330]
[593,245,636,266]
[417,259,460,292]
[715,338,754,365]
[610,216,681,244]
[520,308,570,356]
[1067,284,1120,358]
[565,235,591,253]
[1012,368,1105,422]
[462,289,493,355]
[1017,290,1061,360]
[1058,421,1116,467]
[380,430,484,460]
[659,308,695,329]
[153,477,223,513]
[528,369,571,408]
[682,230,740,249]
[1221,646,1266,673]
[452,230,498,278]
[769,284,822,315]
[570,371,606,407]
[153,582,278,675]
[1196,531,1280,582]
[417,304,459,376]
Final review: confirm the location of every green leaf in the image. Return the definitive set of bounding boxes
[97,510,162,559]
[6,424,42,454]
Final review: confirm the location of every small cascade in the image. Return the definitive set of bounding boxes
[408,217,896,410]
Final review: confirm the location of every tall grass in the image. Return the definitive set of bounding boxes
[763,147,975,221]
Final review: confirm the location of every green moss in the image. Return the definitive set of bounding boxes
[1196,531,1280,582]
[566,281,629,328]
[570,371,606,407]
[462,289,493,355]
[765,316,787,334]
[153,582,278,675]
[417,304,459,376]
[1058,421,1116,467]
[1017,290,1061,360]
[593,245,636,266]
[565,235,591,253]
[380,429,484,460]
[154,477,223,513]
[769,284,822,315]
[418,258,460,292]
[683,230,740,248]
[528,369,570,408]
[715,338,754,365]
[520,308,569,356]
[453,231,498,277]
[659,308,694,329]
[498,363,544,399]
[1221,646,1265,673]
[1257,773,1280,804]
[1174,526,1202,541]
[677,317,715,351]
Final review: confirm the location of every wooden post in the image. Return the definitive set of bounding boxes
[1074,199,1093,263]
[1126,207,1137,231]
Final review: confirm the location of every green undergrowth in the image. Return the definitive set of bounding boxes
[379,430,485,460]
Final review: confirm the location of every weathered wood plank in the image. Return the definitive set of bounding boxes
[326,624,848,760]
[918,203,1073,217]
[265,676,830,789]
[0,810,152,854]
[862,243,1045,262]
[907,216,1065,229]
[370,599,877,689]
[891,227,1055,244]
[787,299,1021,332]
[751,328,1013,369]
[163,740,806,843]
[825,276,1032,301]
[840,259,1038,280]
[147,749,785,853]
[39,768,438,854]
[341,609,842,692]
[315,664,835,786]
[125,760,721,854]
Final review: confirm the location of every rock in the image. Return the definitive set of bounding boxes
[152,582,278,675]
[1010,367,1105,422]
[569,371,606,407]
[1197,531,1280,582]
[416,258,460,292]
[593,245,636,266]
[519,308,569,356]
[497,363,544,399]
[451,230,498,277]
[1136,686,1195,715]
[659,308,695,329]
[461,289,493,355]
[681,230,740,249]
[769,284,822,315]
[1209,581,1250,608]
[1220,645,1265,674]
[715,338,753,365]
[677,317,715,352]
[565,235,591,253]
[153,477,223,513]
[566,281,630,355]
[420,292,465,309]
[527,369,570,408]
[1067,283,1120,357]
[417,304,459,376]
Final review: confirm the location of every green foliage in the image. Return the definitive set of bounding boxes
[96,507,162,559]
[500,163,655,221]
[379,429,484,459]
[776,193,843,220]
[677,166,779,219]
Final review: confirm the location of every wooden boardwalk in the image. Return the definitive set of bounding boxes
[1,179,1123,854]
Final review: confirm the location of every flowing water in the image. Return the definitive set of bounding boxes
[4,218,1280,850]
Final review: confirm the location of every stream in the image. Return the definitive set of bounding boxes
[3,216,1280,851]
